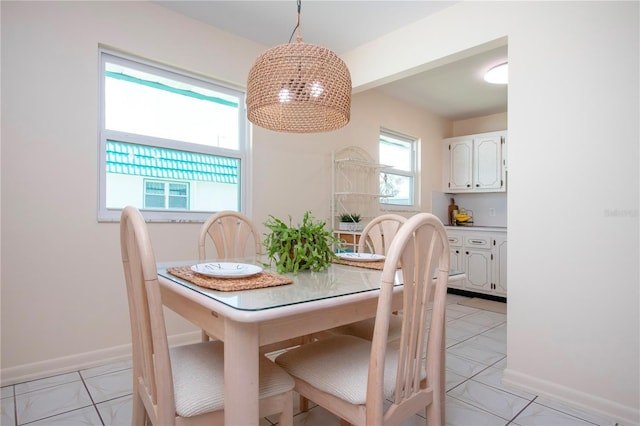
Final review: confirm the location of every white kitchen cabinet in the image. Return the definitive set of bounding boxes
[444,228,507,298]
[492,235,508,296]
[463,234,493,293]
[444,131,507,193]
[446,232,464,289]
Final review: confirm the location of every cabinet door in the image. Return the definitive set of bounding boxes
[449,139,473,191]
[492,236,508,296]
[465,249,492,293]
[448,248,465,289]
[473,135,504,191]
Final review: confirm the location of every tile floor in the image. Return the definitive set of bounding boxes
[0,294,623,426]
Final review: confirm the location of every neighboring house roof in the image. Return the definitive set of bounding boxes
[106,140,238,184]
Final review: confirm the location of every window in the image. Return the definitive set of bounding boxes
[98,49,248,222]
[379,129,417,209]
[144,181,189,210]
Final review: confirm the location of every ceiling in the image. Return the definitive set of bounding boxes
[154,1,507,120]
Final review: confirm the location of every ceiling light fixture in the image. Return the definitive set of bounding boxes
[484,62,508,84]
[246,0,352,133]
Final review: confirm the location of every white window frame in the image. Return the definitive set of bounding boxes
[98,48,250,222]
[379,128,419,212]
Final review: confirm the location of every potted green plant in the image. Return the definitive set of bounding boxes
[338,213,362,231]
[263,211,340,274]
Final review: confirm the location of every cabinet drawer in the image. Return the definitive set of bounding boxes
[464,235,491,249]
[447,234,463,247]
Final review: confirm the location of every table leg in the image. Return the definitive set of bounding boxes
[224,320,260,426]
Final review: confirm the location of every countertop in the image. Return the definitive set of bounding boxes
[444,225,507,232]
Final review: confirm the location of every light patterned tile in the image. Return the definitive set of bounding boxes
[446,294,472,305]
[445,395,509,426]
[458,310,506,328]
[2,386,13,399]
[533,396,617,426]
[492,357,507,370]
[446,352,490,378]
[470,332,507,355]
[446,370,468,391]
[446,303,480,320]
[15,380,93,424]
[27,406,102,425]
[97,395,132,426]
[292,405,343,426]
[448,379,530,421]
[447,337,506,366]
[1,394,15,426]
[80,359,132,379]
[446,318,492,341]
[446,335,463,348]
[472,366,536,400]
[480,322,507,342]
[513,401,602,426]
[84,368,133,403]
[14,372,81,395]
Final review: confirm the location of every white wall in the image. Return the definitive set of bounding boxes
[0,0,447,382]
[452,112,507,137]
[1,1,638,424]
[343,2,638,423]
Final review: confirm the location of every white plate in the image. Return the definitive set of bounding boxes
[191,262,263,278]
[337,253,385,262]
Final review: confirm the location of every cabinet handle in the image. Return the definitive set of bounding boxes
[466,184,471,188]
[475,184,480,187]
[469,240,484,244]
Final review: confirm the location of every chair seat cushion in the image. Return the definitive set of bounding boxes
[171,341,294,417]
[276,335,416,405]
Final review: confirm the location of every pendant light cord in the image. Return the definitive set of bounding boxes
[288,0,302,43]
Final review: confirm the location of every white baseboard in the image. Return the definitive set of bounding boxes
[503,367,639,426]
[1,331,200,386]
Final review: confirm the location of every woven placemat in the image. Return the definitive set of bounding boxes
[332,258,386,270]
[166,265,293,292]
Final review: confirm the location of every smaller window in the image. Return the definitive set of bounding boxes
[144,180,189,210]
[379,129,418,209]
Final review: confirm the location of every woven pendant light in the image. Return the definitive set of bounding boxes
[246,0,351,133]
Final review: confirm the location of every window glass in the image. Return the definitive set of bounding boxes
[99,49,247,222]
[379,129,418,209]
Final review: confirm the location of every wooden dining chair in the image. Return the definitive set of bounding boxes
[120,206,294,426]
[198,210,261,262]
[275,213,450,426]
[198,210,263,341]
[329,213,408,342]
[357,213,407,255]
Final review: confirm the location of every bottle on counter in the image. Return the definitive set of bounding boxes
[448,198,459,226]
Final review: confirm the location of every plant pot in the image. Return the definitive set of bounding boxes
[339,222,363,232]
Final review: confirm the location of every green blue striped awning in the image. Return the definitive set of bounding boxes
[106,141,238,184]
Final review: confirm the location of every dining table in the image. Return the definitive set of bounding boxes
[157,258,464,426]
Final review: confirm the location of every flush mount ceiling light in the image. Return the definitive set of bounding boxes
[484,62,508,84]
[246,0,352,133]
